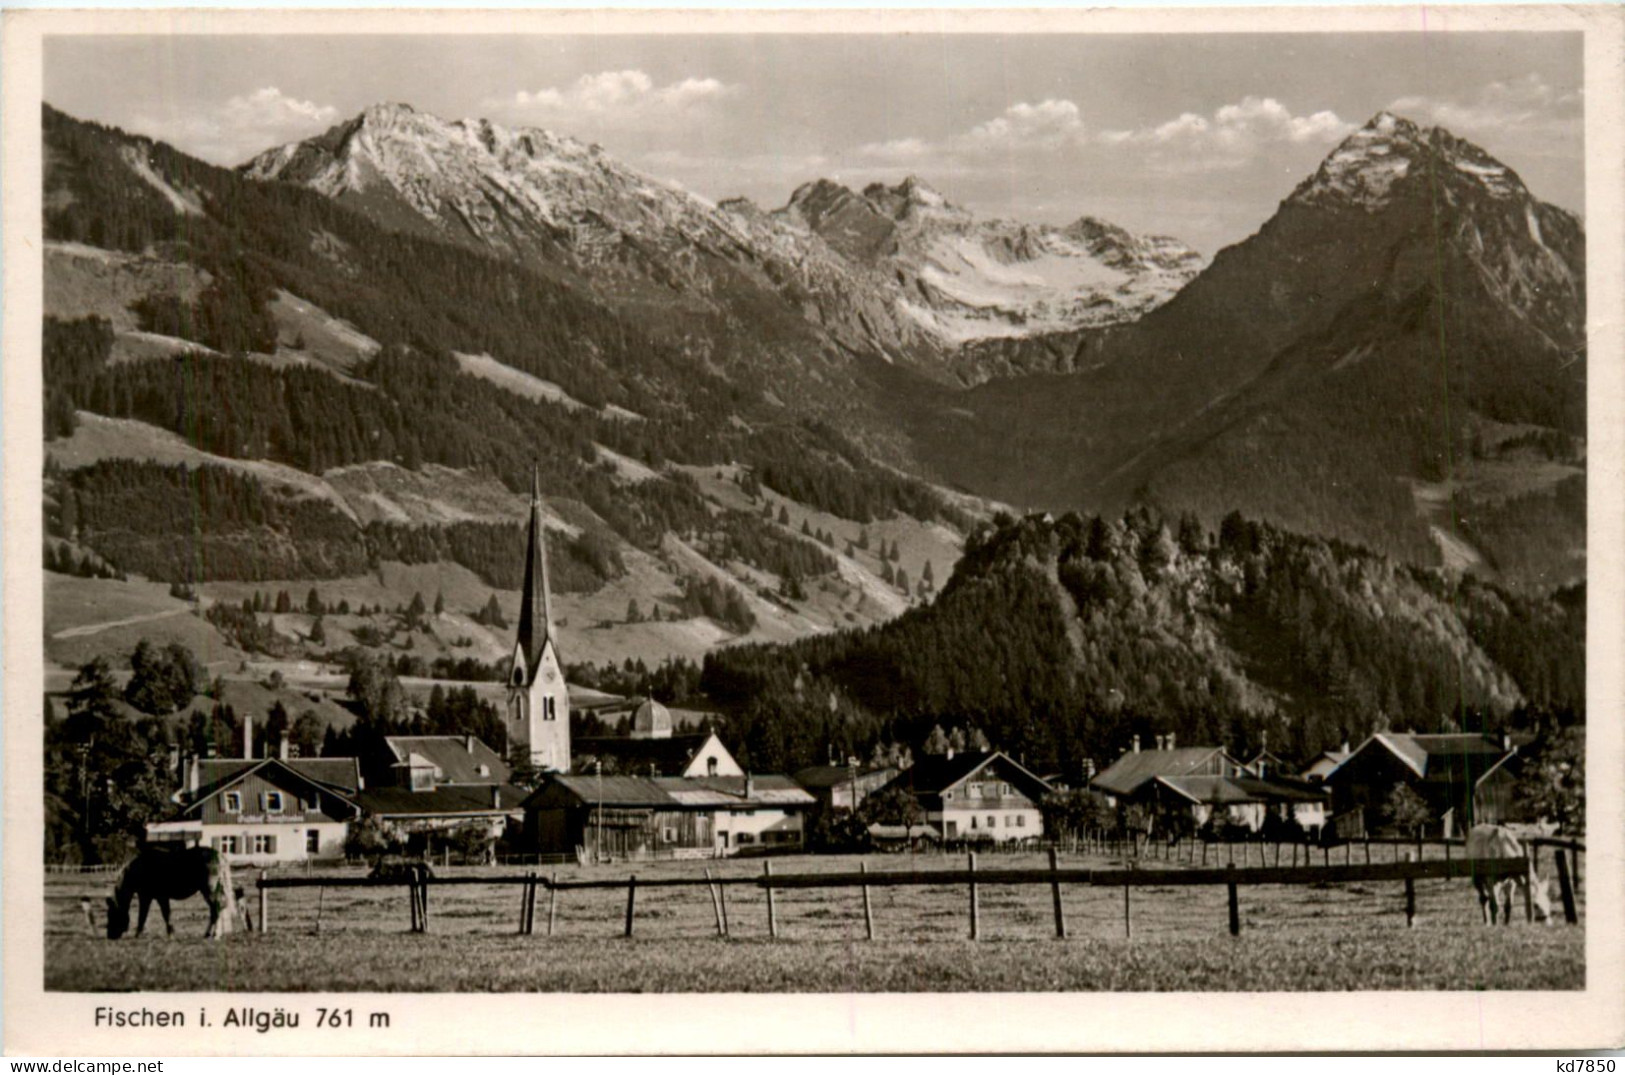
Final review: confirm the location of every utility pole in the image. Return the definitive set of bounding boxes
[595,759,603,865]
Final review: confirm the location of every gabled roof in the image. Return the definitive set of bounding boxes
[793,764,897,789]
[1156,775,1330,806]
[573,733,726,777]
[178,758,362,818]
[1092,747,1235,797]
[384,735,510,785]
[355,783,527,817]
[659,775,815,807]
[522,773,816,810]
[187,757,362,797]
[1351,733,1514,782]
[877,752,1053,804]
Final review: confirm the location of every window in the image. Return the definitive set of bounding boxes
[970,816,978,830]
[543,697,557,721]
[736,833,756,845]
[263,791,284,814]
[662,827,677,843]
[944,790,955,801]
[212,835,240,854]
[1001,783,1012,797]
[222,792,241,813]
[946,821,958,837]
[306,830,321,854]
[986,815,996,829]
[1015,815,1026,828]
[966,784,981,799]
[252,834,277,855]
[706,757,718,777]
[477,764,490,777]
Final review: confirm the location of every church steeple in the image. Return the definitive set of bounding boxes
[514,465,554,685]
[507,466,570,772]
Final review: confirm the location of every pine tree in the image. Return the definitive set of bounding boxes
[434,591,445,616]
[778,506,790,526]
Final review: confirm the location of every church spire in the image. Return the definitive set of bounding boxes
[515,465,553,682]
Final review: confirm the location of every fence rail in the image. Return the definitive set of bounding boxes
[245,850,1572,940]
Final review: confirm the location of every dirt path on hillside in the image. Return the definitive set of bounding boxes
[50,607,188,639]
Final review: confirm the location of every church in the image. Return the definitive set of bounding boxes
[506,470,572,774]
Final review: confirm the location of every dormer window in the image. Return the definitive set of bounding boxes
[478,764,491,778]
[707,757,719,777]
[222,791,241,813]
[263,791,284,814]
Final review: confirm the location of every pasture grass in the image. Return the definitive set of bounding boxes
[46,850,1585,993]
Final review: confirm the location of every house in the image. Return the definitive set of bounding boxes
[1301,744,1352,783]
[352,783,526,854]
[874,751,1053,842]
[792,763,899,812]
[147,754,363,865]
[1147,774,1329,834]
[1322,732,1523,838]
[573,700,742,778]
[355,733,526,852]
[378,734,511,789]
[1090,738,1246,805]
[521,773,815,859]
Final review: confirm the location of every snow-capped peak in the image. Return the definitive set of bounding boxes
[1292,111,1530,212]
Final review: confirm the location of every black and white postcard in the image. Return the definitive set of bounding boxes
[3,5,1622,1055]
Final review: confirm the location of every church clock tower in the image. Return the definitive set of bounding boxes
[508,468,570,773]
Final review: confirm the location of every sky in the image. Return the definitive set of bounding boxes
[45,33,1584,253]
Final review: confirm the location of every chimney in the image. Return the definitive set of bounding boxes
[242,713,254,759]
[1132,735,1140,754]
[185,756,199,795]
[1167,732,1175,751]
[945,746,955,761]
[1501,732,1512,752]
[1341,740,1350,754]
[279,731,290,761]
[491,786,501,809]
[467,735,476,754]
[744,772,755,800]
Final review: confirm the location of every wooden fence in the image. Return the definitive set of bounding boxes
[250,846,1578,940]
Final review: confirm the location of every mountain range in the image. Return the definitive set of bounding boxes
[39,100,1586,690]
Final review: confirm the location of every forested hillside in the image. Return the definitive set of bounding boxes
[702,511,1583,776]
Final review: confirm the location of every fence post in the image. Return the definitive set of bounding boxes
[968,852,980,941]
[764,861,778,940]
[1123,873,1132,939]
[861,860,875,941]
[1364,836,1371,865]
[315,885,325,936]
[718,868,730,937]
[1227,865,1240,937]
[624,875,637,938]
[1403,851,1416,928]
[1554,850,1578,925]
[705,868,725,937]
[1049,848,1067,940]
[1573,845,1582,893]
[258,871,268,934]
[1522,847,1535,923]
[547,870,558,937]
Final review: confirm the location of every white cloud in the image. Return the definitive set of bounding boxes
[1102,96,1354,168]
[130,86,339,165]
[857,95,1349,176]
[1389,74,1581,138]
[493,70,737,129]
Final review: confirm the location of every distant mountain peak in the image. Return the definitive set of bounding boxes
[1293,112,1531,211]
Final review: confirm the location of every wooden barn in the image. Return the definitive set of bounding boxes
[522,773,814,859]
[1323,732,1523,838]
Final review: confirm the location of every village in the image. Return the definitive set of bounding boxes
[134,484,1569,872]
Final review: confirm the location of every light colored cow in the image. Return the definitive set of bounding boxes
[1466,824,1552,925]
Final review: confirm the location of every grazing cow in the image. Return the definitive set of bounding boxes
[106,845,242,939]
[1466,824,1552,926]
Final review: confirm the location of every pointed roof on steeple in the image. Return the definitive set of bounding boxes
[514,465,554,682]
